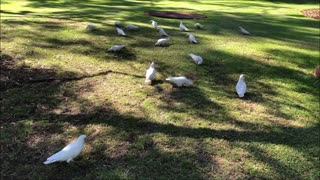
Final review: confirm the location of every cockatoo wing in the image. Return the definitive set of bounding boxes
[146,68,156,81]
[159,28,169,37]
[43,139,84,164]
[125,25,139,30]
[188,34,198,43]
[189,54,203,65]
[155,38,169,46]
[180,22,189,31]
[240,27,250,35]
[116,28,126,36]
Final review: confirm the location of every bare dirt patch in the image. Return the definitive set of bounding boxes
[301,9,320,19]
[313,66,320,78]
[145,11,207,19]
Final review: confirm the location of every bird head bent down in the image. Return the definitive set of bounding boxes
[78,135,87,140]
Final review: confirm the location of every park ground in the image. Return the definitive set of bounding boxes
[1,0,319,179]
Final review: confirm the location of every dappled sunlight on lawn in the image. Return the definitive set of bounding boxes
[1,0,319,179]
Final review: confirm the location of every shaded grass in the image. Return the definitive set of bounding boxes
[1,0,319,179]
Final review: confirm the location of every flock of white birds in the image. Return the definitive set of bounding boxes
[44,19,250,165]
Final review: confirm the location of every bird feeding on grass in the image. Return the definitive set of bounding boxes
[236,74,247,98]
[145,62,156,84]
[179,21,189,31]
[166,76,193,87]
[107,45,125,52]
[43,135,86,165]
[187,33,198,44]
[86,24,96,30]
[124,24,139,30]
[155,38,170,46]
[116,27,126,36]
[239,26,250,35]
[194,23,203,29]
[188,53,203,65]
[157,27,169,37]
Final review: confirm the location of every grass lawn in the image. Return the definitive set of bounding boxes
[1,0,319,179]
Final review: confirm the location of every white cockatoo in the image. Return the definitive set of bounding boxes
[188,53,203,65]
[179,21,189,31]
[239,26,250,35]
[107,45,125,52]
[187,33,198,44]
[114,21,121,26]
[145,62,156,83]
[124,24,139,30]
[155,38,169,46]
[86,24,96,30]
[194,23,203,29]
[116,27,126,36]
[166,76,193,87]
[236,74,247,97]
[157,27,169,37]
[43,135,86,165]
[150,20,158,29]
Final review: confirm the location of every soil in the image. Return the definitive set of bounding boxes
[314,66,320,78]
[301,9,320,19]
[144,11,207,19]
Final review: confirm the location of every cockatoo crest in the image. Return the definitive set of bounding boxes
[150,20,158,29]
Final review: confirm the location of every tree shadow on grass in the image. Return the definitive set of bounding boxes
[1,1,319,178]
[1,59,319,179]
[106,48,137,61]
[198,49,318,120]
[243,145,304,179]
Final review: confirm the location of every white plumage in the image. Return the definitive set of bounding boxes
[194,23,203,29]
[43,135,86,165]
[86,24,96,30]
[157,27,169,37]
[166,76,193,87]
[155,38,169,46]
[179,21,189,31]
[150,20,158,29]
[125,24,139,30]
[116,27,126,36]
[114,21,121,26]
[239,26,250,35]
[187,33,198,44]
[236,74,247,97]
[145,62,156,83]
[107,45,125,52]
[188,53,203,65]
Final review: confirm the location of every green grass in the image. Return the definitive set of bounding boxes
[1,0,319,179]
